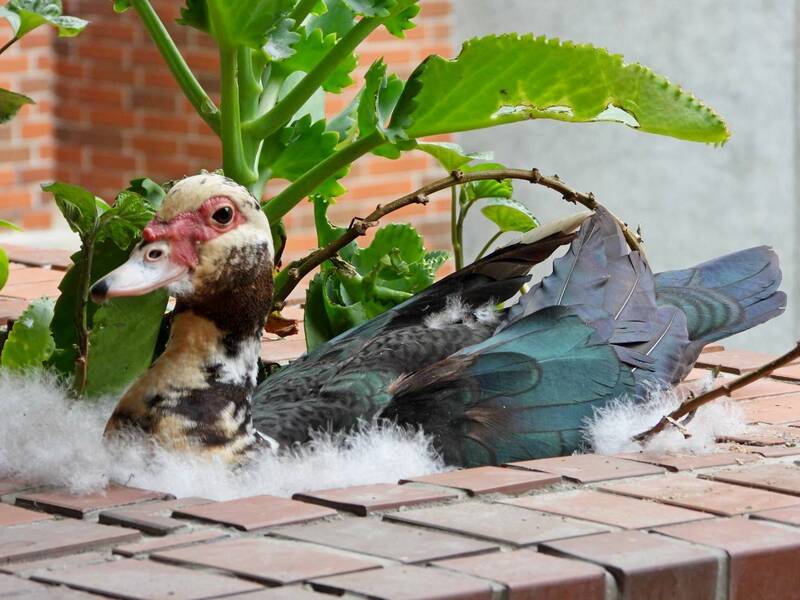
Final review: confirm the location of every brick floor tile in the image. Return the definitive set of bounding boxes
[738,394,800,424]
[400,466,561,496]
[274,518,498,563]
[599,474,800,516]
[0,503,52,526]
[772,364,800,382]
[702,463,800,495]
[723,380,800,400]
[99,497,214,535]
[737,444,800,457]
[0,520,139,563]
[16,486,170,518]
[700,344,725,354]
[0,572,47,594]
[752,505,800,526]
[171,495,336,531]
[385,502,608,546]
[1,245,72,270]
[695,349,782,373]
[293,483,457,516]
[0,297,31,324]
[434,549,607,599]
[33,558,263,599]
[614,450,760,471]
[221,587,331,599]
[0,477,37,496]
[311,564,493,600]
[153,537,380,585]
[719,425,800,446]
[503,489,710,529]
[2,281,63,301]
[655,517,800,600]
[5,267,64,285]
[0,551,109,575]
[506,454,664,483]
[541,530,719,599]
[113,529,228,557]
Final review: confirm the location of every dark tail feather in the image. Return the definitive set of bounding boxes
[655,246,786,373]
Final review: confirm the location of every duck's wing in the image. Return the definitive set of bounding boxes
[252,220,583,445]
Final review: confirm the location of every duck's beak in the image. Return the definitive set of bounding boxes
[90,240,188,303]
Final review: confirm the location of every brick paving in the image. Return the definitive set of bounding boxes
[4,257,800,597]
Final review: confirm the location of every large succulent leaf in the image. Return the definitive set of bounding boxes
[281,27,357,92]
[42,182,99,237]
[0,88,33,124]
[0,0,87,38]
[391,34,729,143]
[1,297,55,370]
[85,290,168,396]
[481,197,538,233]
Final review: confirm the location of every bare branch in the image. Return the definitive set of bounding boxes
[633,342,800,443]
[273,168,646,304]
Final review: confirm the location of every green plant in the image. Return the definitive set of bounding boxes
[0,0,732,397]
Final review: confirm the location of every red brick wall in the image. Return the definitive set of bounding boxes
[0,1,454,261]
[0,25,56,229]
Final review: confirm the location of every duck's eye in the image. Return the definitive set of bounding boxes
[145,248,164,261]
[212,206,234,225]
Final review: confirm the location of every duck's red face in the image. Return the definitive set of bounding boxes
[91,174,272,302]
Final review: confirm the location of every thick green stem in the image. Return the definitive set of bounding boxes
[219,44,255,185]
[72,230,96,397]
[289,0,319,27]
[130,0,220,135]
[244,17,379,141]
[264,131,384,223]
[450,186,462,269]
[475,230,503,261]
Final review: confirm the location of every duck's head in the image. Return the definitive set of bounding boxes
[91,173,273,306]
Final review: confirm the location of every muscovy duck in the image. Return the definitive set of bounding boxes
[91,174,786,465]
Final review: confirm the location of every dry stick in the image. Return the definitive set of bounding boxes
[273,168,646,305]
[633,341,800,443]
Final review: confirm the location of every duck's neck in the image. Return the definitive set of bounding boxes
[105,261,273,460]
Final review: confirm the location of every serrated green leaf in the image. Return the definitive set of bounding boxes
[43,182,99,237]
[265,17,300,60]
[0,88,33,124]
[306,0,355,37]
[381,0,417,38]
[177,0,207,31]
[424,248,449,273]
[415,141,492,171]
[391,34,729,144]
[264,115,339,183]
[2,0,87,38]
[282,27,357,92]
[85,290,168,396]
[1,297,55,370]
[342,0,395,17]
[204,0,294,49]
[112,0,130,13]
[358,59,404,139]
[97,191,155,249]
[354,223,424,275]
[327,92,360,141]
[127,177,166,210]
[481,198,538,233]
[0,219,21,231]
[0,248,8,290]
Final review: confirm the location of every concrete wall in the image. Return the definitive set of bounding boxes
[454,0,797,352]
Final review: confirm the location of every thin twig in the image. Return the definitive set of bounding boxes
[633,342,800,443]
[273,168,646,303]
[0,36,19,57]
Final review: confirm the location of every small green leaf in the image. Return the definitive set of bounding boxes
[381,0,417,38]
[205,0,294,49]
[265,16,300,60]
[355,223,424,275]
[460,162,513,204]
[0,219,22,231]
[264,115,339,182]
[327,92,360,141]
[481,198,538,233]
[342,0,395,17]
[2,0,88,38]
[97,191,155,249]
[43,182,99,237]
[127,177,166,210]
[0,247,8,290]
[1,297,55,370]
[112,0,131,13]
[85,290,168,396]
[0,88,33,124]
[358,59,404,139]
[282,27,357,93]
[415,141,492,171]
[306,0,355,37]
[177,0,207,31]
[391,34,729,144]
